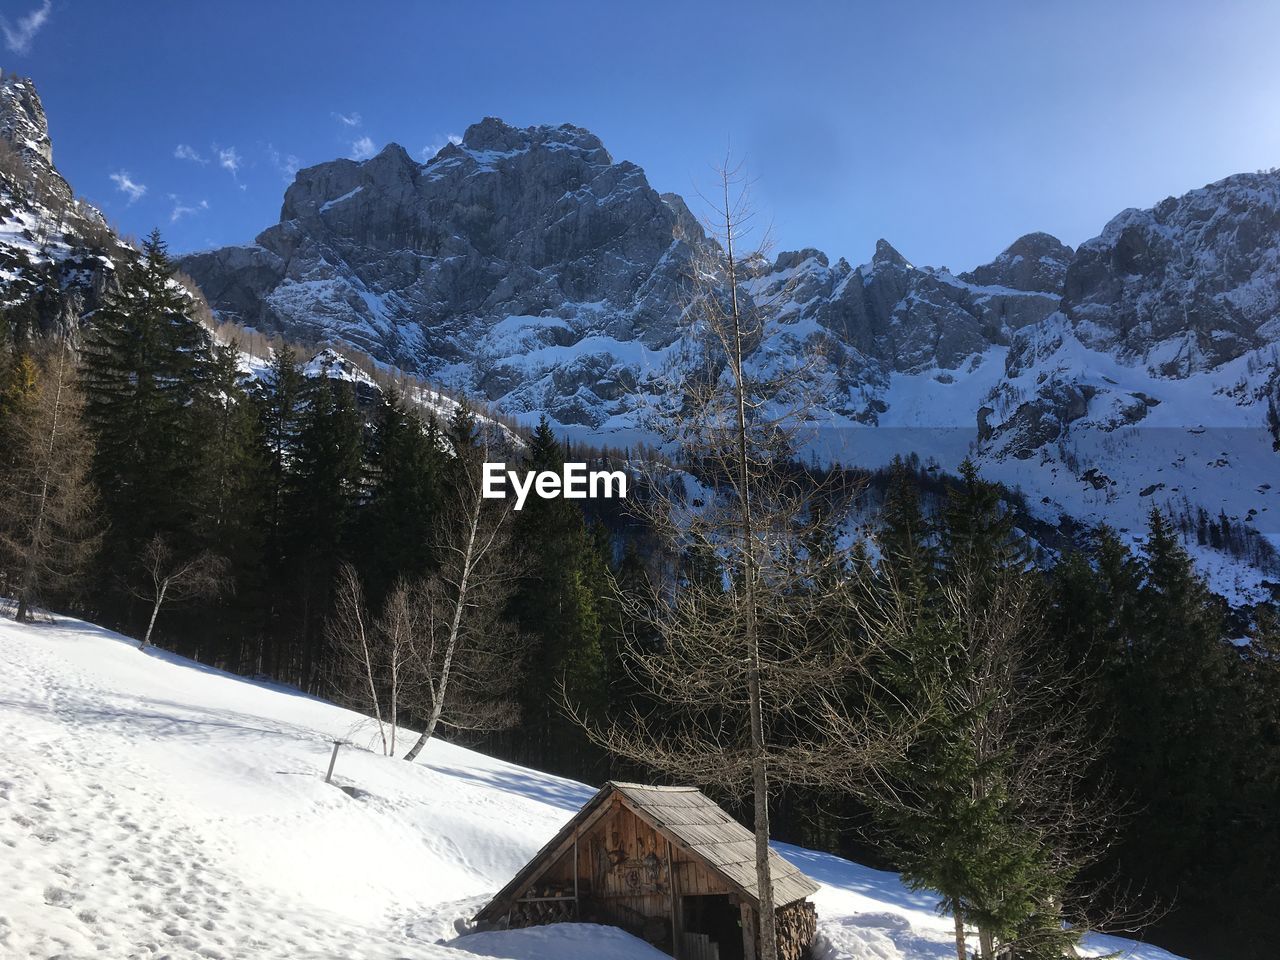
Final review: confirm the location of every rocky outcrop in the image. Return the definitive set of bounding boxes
[180,119,708,424]
[1063,173,1280,374]
[0,72,129,335]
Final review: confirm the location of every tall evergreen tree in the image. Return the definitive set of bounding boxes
[182,338,268,665]
[282,374,364,688]
[81,230,216,613]
[359,387,444,602]
[871,464,1106,960]
[506,416,611,775]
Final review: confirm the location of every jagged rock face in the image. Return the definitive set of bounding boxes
[180,119,708,424]
[1063,173,1280,375]
[181,113,1280,444]
[181,119,1078,423]
[745,236,1062,381]
[962,232,1073,294]
[0,72,56,169]
[0,73,127,335]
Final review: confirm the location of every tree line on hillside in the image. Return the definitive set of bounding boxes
[1,226,1278,959]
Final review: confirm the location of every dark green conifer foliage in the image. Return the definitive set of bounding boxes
[359,387,444,601]
[506,416,611,776]
[874,461,1087,959]
[184,338,268,664]
[81,230,216,618]
[284,374,364,689]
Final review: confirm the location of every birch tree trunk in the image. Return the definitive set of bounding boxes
[141,579,168,648]
[403,490,481,762]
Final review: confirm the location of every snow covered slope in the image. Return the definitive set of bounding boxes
[0,613,1187,960]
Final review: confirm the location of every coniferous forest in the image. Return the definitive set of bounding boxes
[2,221,1279,960]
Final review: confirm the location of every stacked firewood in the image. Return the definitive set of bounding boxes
[508,884,576,928]
[775,901,818,960]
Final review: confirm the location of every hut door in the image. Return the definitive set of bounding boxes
[680,894,744,960]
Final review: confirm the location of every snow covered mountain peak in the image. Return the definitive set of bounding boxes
[1063,168,1280,376]
[445,115,611,162]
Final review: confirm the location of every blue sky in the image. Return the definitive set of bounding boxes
[9,0,1280,270]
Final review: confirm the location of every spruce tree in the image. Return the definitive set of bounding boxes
[359,387,444,601]
[81,230,215,589]
[507,416,610,775]
[185,338,268,666]
[282,374,364,688]
[872,463,1102,959]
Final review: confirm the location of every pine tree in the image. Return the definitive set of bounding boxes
[185,338,268,665]
[81,230,216,604]
[1114,510,1238,899]
[507,416,610,775]
[871,464,1105,960]
[879,457,935,580]
[253,346,306,672]
[283,374,365,689]
[359,387,444,601]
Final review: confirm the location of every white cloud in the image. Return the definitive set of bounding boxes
[350,136,376,161]
[421,133,462,162]
[110,170,147,204]
[174,143,207,164]
[168,196,209,223]
[333,111,362,128]
[217,146,241,176]
[1,0,52,55]
[267,144,300,183]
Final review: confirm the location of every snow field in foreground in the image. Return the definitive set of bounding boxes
[0,615,1187,960]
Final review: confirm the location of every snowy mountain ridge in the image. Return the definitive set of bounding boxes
[179,113,1280,600]
[0,73,1277,600]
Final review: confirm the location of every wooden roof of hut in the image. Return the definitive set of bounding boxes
[475,781,820,924]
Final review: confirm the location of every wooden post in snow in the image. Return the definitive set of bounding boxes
[325,740,342,783]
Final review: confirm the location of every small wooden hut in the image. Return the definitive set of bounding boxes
[474,781,820,960]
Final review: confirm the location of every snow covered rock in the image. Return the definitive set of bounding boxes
[179,118,706,426]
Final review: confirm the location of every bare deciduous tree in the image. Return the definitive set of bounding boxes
[0,342,100,622]
[131,534,229,648]
[402,450,523,761]
[573,162,908,960]
[326,450,523,762]
[327,563,395,754]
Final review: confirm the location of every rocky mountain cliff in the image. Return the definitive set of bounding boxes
[0,71,127,335]
[0,74,513,446]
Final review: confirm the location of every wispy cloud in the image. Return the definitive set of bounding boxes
[110,170,147,204]
[267,144,300,183]
[217,146,242,176]
[168,195,209,223]
[1,0,52,55]
[350,136,376,161]
[421,133,462,162]
[174,143,207,164]
[333,111,362,128]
